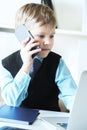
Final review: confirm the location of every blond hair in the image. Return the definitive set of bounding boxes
[15,3,57,29]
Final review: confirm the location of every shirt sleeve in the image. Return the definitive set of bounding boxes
[0,62,31,106]
[55,58,77,111]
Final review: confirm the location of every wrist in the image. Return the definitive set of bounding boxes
[21,63,32,74]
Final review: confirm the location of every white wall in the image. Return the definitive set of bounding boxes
[53,0,83,31]
[0,32,20,60]
[0,0,41,28]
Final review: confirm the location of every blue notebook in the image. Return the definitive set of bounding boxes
[0,105,39,125]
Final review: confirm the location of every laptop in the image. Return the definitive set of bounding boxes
[42,71,87,130]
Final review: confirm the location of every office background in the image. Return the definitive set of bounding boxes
[0,0,87,85]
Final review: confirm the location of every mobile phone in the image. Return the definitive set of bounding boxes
[15,24,39,58]
[15,24,34,42]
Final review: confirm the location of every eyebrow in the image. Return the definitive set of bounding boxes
[36,32,55,35]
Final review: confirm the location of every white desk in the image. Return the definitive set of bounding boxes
[0,110,70,130]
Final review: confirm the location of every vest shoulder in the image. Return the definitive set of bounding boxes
[2,50,20,67]
[2,50,20,62]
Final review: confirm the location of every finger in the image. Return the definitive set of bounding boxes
[30,47,41,56]
[26,40,40,51]
[21,37,30,48]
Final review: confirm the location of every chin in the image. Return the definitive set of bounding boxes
[38,52,49,58]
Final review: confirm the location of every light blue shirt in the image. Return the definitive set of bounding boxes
[0,58,77,111]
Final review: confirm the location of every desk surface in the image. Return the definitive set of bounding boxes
[0,110,69,130]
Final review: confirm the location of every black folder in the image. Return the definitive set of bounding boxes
[0,105,39,125]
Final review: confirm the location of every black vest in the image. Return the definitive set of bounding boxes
[2,50,61,111]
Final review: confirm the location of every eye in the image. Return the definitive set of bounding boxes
[50,35,54,39]
[37,35,45,39]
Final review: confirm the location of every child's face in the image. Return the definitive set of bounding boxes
[29,23,55,58]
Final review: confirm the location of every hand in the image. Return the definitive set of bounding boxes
[20,38,41,74]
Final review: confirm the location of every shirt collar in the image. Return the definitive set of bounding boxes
[34,56,43,63]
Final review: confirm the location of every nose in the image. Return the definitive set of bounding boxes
[43,38,50,45]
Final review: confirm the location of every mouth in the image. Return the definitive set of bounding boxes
[41,49,50,51]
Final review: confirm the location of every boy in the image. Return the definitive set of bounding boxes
[1,3,77,112]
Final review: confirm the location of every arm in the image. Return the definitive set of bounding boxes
[0,62,30,106]
[55,58,77,112]
[0,38,41,106]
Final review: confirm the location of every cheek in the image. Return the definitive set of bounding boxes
[50,40,54,47]
[34,37,43,44]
